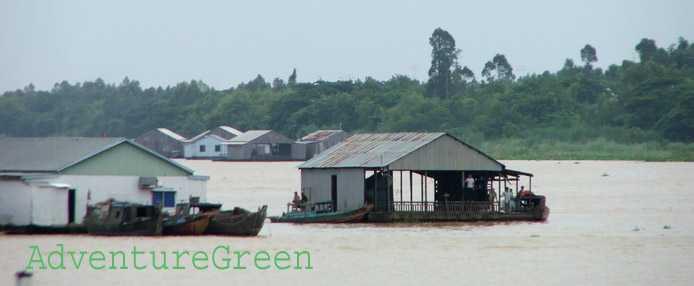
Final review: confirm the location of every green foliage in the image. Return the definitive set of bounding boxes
[1,36,693,161]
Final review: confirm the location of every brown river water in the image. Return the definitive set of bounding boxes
[2,160,693,285]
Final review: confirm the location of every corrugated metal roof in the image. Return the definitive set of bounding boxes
[226,130,272,143]
[299,130,342,142]
[299,132,443,168]
[187,130,211,143]
[299,132,503,171]
[156,128,187,141]
[0,137,194,174]
[218,126,243,136]
[0,137,125,172]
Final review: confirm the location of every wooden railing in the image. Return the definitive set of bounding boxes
[389,201,499,212]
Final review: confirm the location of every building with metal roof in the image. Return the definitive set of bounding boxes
[0,137,208,228]
[296,132,541,221]
[133,128,187,158]
[210,126,243,140]
[183,130,229,159]
[223,130,299,161]
[295,130,351,160]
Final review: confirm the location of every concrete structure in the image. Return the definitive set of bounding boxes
[296,130,351,160]
[133,128,187,158]
[224,130,298,161]
[298,132,536,220]
[0,137,208,227]
[183,130,228,159]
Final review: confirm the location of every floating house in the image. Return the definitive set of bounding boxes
[0,137,208,228]
[296,130,351,160]
[298,132,548,222]
[133,128,187,158]
[224,130,297,161]
[209,126,243,140]
[183,130,228,159]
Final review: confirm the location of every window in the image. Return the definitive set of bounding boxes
[199,145,206,152]
[215,145,221,152]
[152,190,176,207]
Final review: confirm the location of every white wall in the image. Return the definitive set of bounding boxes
[184,136,225,158]
[0,180,32,225]
[301,168,365,211]
[0,174,208,226]
[31,186,68,226]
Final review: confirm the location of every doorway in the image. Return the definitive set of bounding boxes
[68,189,76,223]
[331,175,337,212]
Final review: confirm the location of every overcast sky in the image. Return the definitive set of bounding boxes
[1,0,692,93]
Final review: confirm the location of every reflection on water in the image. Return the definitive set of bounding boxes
[1,160,693,285]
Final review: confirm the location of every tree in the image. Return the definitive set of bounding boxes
[427,28,461,99]
[288,68,297,86]
[580,44,598,69]
[482,54,515,81]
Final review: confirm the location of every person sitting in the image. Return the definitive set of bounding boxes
[292,191,301,210]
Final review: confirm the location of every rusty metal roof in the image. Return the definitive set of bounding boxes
[299,132,504,171]
[299,130,343,142]
[299,132,440,169]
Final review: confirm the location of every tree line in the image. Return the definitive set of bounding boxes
[1,29,693,150]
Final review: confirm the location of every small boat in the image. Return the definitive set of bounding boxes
[84,200,163,236]
[205,205,267,236]
[270,201,373,223]
[162,202,220,235]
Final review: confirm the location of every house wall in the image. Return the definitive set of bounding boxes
[31,185,68,226]
[301,168,364,211]
[227,132,298,161]
[62,143,191,177]
[0,179,32,225]
[0,174,207,226]
[134,131,184,158]
[388,135,503,171]
[184,136,225,159]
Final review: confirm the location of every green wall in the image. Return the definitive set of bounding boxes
[61,142,192,176]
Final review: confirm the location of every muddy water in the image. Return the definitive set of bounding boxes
[1,160,693,285]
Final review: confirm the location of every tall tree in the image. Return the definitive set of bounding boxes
[580,44,598,69]
[427,28,461,99]
[288,68,297,86]
[482,54,515,81]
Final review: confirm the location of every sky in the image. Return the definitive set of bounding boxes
[1,0,693,93]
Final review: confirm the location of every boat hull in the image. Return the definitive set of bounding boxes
[163,214,211,235]
[367,206,550,222]
[84,201,163,236]
[205,205,267,236]
[270,205,373,223]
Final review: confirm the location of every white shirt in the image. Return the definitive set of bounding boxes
[465,178,475,188]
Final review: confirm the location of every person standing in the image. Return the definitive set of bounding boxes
[464,174,475,202]
[488,188,497,211]
[502,187,513,212]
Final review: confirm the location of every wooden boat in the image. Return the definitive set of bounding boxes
[270,202,373,223]
[162,202,220,235]
[84,200,163,236]
[205,205,267,236]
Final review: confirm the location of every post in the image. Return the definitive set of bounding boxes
[374,170,378,212]
[400,171,403,204]
[424,171,428,211]
[16,271,32,286]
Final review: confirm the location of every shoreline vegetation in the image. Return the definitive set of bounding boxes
[480,138,694,161]
[1,31,693,162]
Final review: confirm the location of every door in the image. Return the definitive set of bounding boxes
[331,175,338,212]
[68,189,76,224]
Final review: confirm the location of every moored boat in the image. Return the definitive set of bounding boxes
[270,201,373,223]
[162,201,221,235]
[84,200,163,236]
[205,205,267,236]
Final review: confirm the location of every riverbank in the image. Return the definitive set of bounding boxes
[479,138,694,161]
